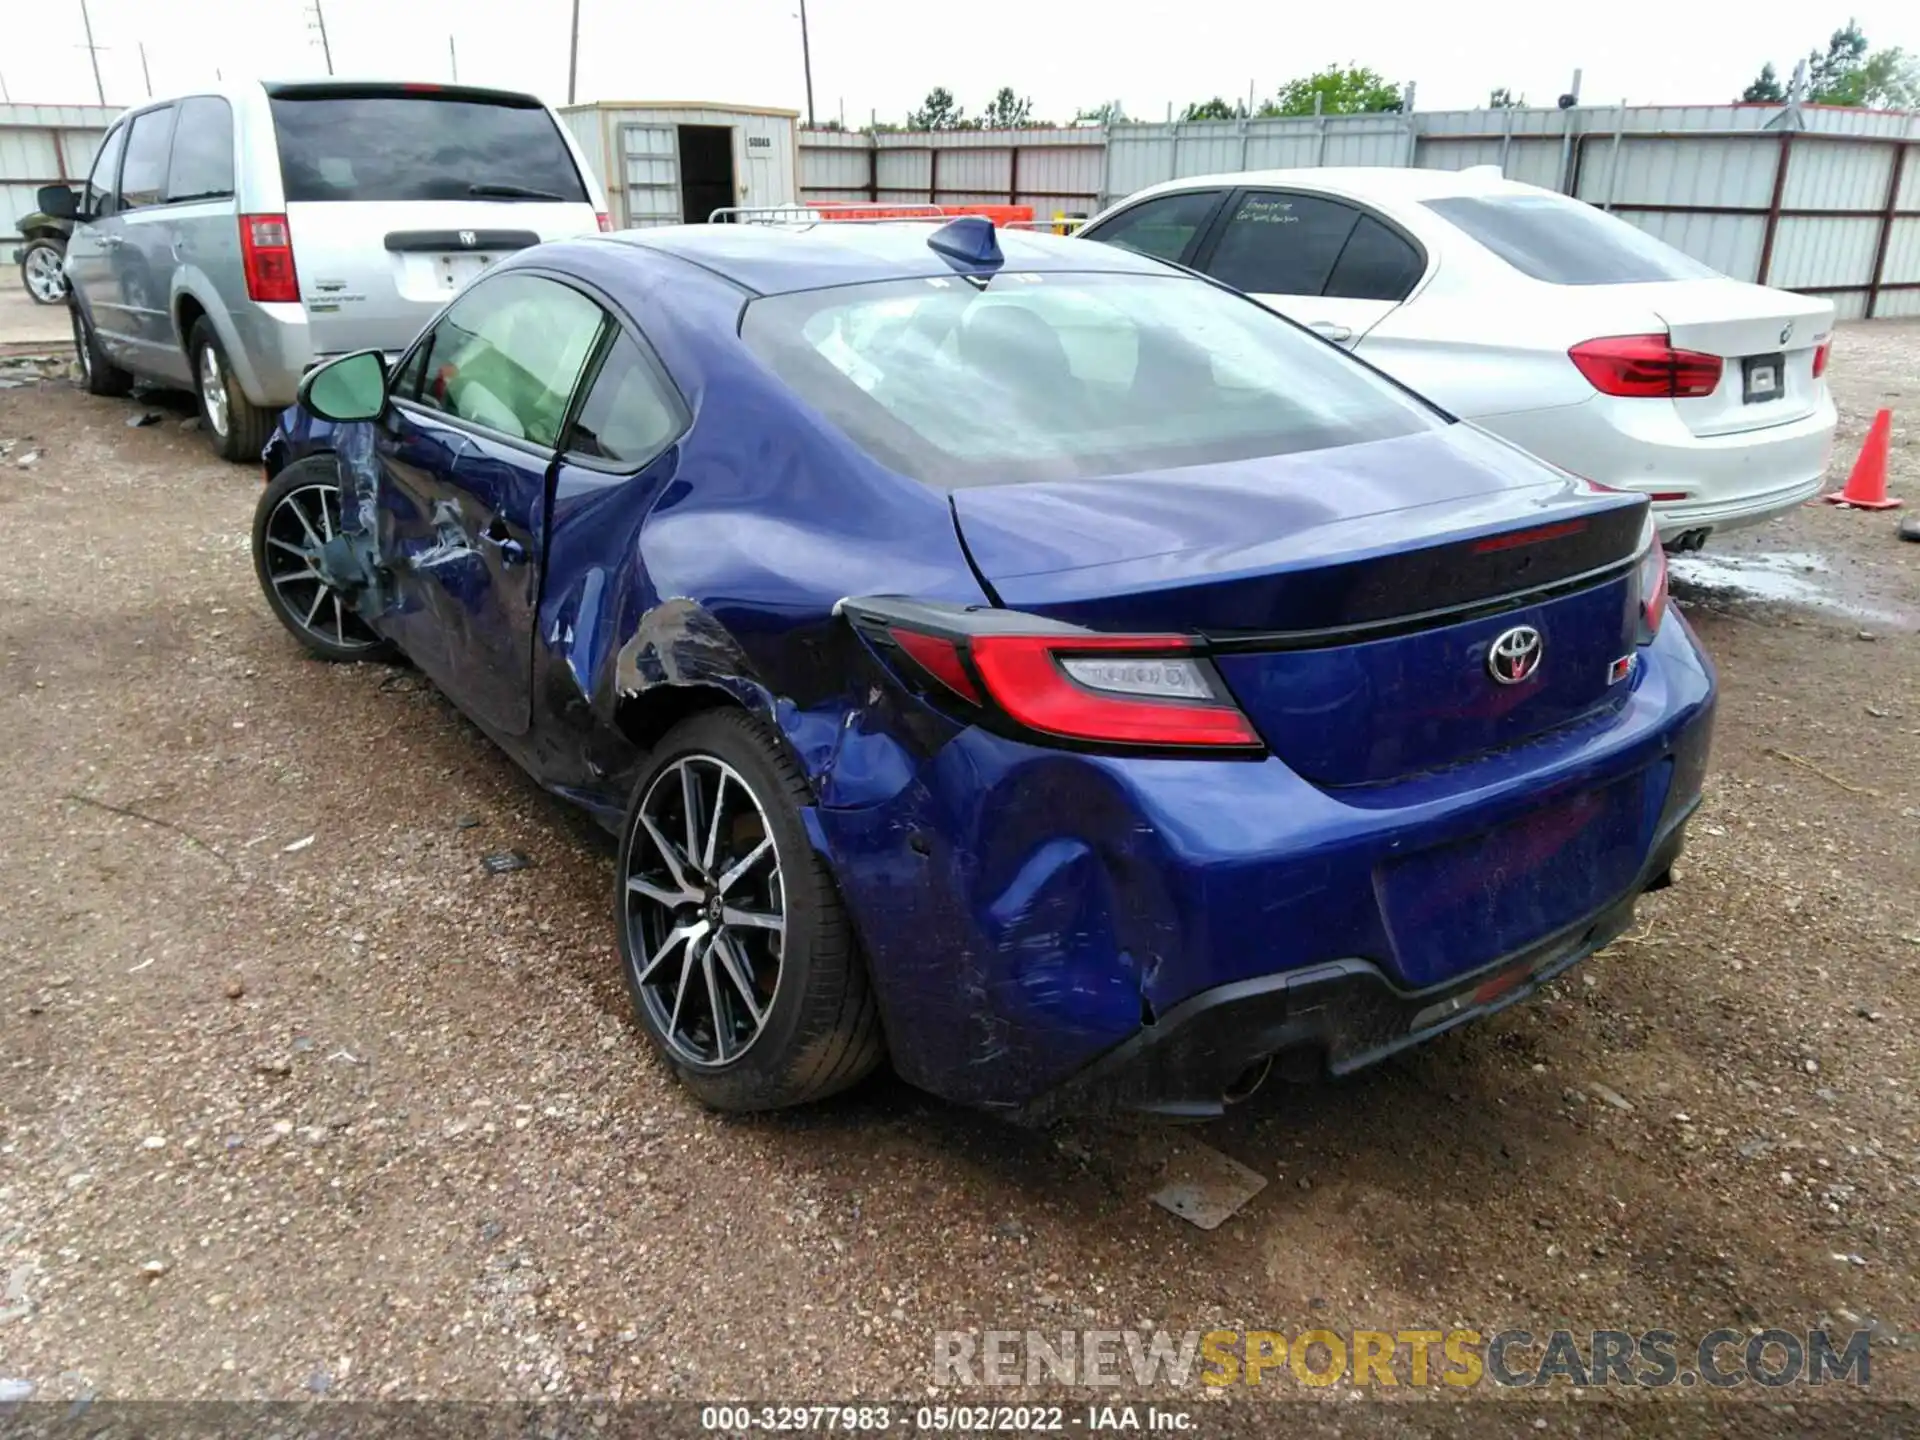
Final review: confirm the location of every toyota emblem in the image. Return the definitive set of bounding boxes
[1488,625,1544,685]
[459,230,477,248]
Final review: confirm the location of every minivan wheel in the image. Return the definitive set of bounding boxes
[21,238,68,305]
[70,305,132,397]
[615,709,886,1112]
[189,318,273,463]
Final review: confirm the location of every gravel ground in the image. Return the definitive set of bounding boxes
[1,324,1917,1437]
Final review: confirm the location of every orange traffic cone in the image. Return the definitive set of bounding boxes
[1823,409,1902,509]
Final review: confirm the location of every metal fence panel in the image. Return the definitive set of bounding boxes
[1782,140,1895,210]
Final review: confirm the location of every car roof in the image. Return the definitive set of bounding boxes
[1122,164,1537,206]
[609,221,1178,296]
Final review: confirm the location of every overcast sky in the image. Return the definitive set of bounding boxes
[11,0,1919,121]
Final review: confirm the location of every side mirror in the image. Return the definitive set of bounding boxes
[298,350,389,423]
[36,185,79,220]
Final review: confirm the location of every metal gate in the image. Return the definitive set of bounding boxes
[621,124,681,228]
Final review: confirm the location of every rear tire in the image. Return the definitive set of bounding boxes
[252,456,391,663]
[615,709,886,1111]
[190,318,274,464]
[70,304,132,397]
[21,237,68,305]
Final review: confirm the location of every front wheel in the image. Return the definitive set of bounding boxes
[251,456,390,663]
[20,238,67,305]
[190,318,274,463]
[615,709,885,1111]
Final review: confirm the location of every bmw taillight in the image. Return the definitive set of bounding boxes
[596,212,612,233]
[844,600,1260,753]
[1812,336,1832,379]
[1635,517,1669,642]
[239,213,299,303]
[1569,334,1722,399]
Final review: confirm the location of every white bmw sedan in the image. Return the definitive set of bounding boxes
[1080,167,1836,548]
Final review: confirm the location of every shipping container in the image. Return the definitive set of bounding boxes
[559,101,801,229]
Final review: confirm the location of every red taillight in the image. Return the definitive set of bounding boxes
[596,212,612,233]
[1812,337,1831,380]
[239,213,299,303]
[1637,534,1669,641]
[1569,334,1722,399]
[884,624,1258,751]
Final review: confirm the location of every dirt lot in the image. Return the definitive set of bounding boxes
[1,326,1917,1437]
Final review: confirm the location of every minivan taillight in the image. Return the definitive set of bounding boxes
[1569,334,1722,399]
[239,214,299,303]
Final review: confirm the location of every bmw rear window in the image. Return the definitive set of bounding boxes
[1424,193,1717,286]
[270,90,588,204]
[741,271,1442,488]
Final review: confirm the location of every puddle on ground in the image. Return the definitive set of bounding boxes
[1668,550,1910,627]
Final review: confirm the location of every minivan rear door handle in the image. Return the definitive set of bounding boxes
[1308,320,1353,343]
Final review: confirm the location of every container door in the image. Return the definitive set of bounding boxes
[622,124,681,228]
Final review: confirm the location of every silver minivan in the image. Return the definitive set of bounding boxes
[49,80,607,460]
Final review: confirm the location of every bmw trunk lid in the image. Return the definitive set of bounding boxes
[951,426,1651,786]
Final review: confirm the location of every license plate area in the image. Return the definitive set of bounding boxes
[1742,352,1785,404]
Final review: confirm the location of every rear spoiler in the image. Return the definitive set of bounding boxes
[264,82,545,108]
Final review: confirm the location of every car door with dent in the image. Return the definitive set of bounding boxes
[362,269,608,737]
[1193,189,1424,349]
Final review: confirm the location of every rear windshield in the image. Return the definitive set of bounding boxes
[741,271,1442,487]
[1425,193,1717,286]
[270,94,588,205]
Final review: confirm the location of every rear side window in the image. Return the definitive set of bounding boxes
[270,93,589,204]
[83,125,126,217]
[566,332,684,468]
[166,97,235,203]
[1087,190,1223,264]
[1425,193,1718,285]
[1206,192,1359,296]
[1325,215,1425,301]
[117,107,176,212]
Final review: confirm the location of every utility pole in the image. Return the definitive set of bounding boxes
[0,70,11,103]
[797,0,816,127]
[139,42,153,98]
[567,0,581,104]
[306,0,334,76]
[77,0,107,105]
[449,35,458,82]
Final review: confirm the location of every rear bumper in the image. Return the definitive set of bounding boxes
[1018,818,1685,1120]
[815,614,1717,1115]
[1479,394,1837,544]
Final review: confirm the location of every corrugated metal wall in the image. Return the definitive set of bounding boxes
[798,103,1920,316]
[2,104,117,244]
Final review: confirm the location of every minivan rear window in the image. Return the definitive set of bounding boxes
[1424,193,1717,286]
[270,93,589,205]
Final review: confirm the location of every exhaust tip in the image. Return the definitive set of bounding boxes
[1222,1056,1274,1105]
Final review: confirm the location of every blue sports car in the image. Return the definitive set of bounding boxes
[253,216,1714,1119]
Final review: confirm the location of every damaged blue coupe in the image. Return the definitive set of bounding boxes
[253,217,1715,1118]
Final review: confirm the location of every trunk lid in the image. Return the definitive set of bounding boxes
[1596,278,1832,437]
[287,199,598,356]
[951,425,1649,786]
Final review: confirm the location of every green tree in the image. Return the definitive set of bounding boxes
[1807,19,1870,97]
[1271,64,1404,116]
[1073,101,1129,124]
[1488,86,1523,108]
[981,87,1034,129]
[1741,62,1787,102]
[908,86,967,130]
[1179,96,1247,121]
[1746,22,1920,109]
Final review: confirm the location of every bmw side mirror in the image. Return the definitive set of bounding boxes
[36,185,78,220]
[298,350,389,423]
